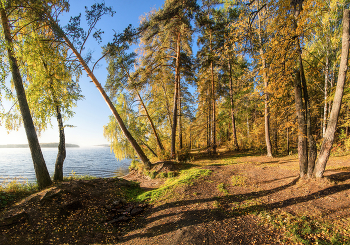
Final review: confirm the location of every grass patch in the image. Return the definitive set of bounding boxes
[260,211,350,244]
[217,183,229,195]
[222,158,238,165]
[64,171,97,181]
[231,175,246,186]
[137,168,212,203]
[120,181,145,202]
[0,180,38,210]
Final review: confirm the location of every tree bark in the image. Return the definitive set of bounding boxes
[0,7,52,189]
[294,71,308,178]
[45,10,151,169]
[299,55,317,177]
[211,60,216,154]
[228,61,239,150]
[315,9,350,178]
[286,125,290,155]
[53,104,65,181]
[171,33,181,159]
[178,81,183,150]
[323,55,329,137]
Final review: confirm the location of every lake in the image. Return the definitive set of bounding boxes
[0,147,131,185]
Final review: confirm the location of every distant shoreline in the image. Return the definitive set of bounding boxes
[0,143,80,148]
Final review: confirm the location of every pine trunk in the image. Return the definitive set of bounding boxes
[229,61,239,150]
[1,7,52,189]
[210,61,216,154]
[171,33,181,158]
[178,84,183,150]
[315,9,350,178]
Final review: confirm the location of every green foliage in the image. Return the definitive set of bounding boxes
[136,168,212,202]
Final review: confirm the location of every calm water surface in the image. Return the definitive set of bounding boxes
[0,147,131,184]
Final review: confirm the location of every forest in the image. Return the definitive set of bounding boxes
[1,0,350,243]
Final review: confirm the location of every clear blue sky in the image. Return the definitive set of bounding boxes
[0,0,166,147]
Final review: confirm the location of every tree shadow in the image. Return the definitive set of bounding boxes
[258,175,296,184]
[120,179,350,242]
[327,171,350,183]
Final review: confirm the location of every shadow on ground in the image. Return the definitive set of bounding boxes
[120,171,350,242]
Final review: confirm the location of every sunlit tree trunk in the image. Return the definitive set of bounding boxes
[315,9,350,178]
[0,6,52,188]
[323,55,329,137]
[211,60,216,154]
[228,61,239,150]
[178,82,183,150]
[171,33,181,159]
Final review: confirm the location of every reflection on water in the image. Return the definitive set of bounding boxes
[0,147,131,184]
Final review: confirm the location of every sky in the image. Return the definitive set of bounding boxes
[0,0,167,147]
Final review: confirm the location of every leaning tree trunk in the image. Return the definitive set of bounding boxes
[315,9,350,178]
[0,7,52,189]
[228,61,239,151]
[45,11,151,169]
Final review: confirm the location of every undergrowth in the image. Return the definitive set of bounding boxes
[0,180,38,210]
[64,170,97,181]
[260,211,350,244]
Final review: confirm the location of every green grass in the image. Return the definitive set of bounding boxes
[231,175,246,186]
[217,183,229,195]
[260,211,350,244]
[136,168,212,203]
[64,170,97,181]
